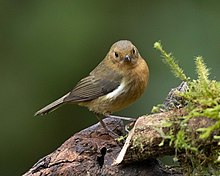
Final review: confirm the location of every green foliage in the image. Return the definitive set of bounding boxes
[195,56,210,87]
[174,130,198,152]
[151,104,164,113]
[154,41,188,82]
[181,57,220,139]
[154,41,220,175]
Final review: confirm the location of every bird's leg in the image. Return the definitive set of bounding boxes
[95,113,119,138]
[105,114,136,122]
[105,114,136,133]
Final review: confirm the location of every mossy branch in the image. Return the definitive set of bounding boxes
[153,41,220,175]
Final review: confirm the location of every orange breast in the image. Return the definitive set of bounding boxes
[79,58,149,115]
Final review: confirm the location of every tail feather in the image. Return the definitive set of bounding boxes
[35,93,70,116]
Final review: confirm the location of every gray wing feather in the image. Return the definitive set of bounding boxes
[63,75,121,102]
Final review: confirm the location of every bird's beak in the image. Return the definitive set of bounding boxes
[124,55,132,62]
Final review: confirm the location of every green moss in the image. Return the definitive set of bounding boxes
[132,135,145,152]
[154,41,220,175]
[154,41,188,82]
[151,104,164,113]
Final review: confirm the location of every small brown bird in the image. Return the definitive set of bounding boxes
[35,40,149,133]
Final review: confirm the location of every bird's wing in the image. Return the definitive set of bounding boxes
[63,69,122,103]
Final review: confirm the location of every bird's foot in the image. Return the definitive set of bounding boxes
[105,114,136,134]
[105,114,136,122]
[95,114,119,138]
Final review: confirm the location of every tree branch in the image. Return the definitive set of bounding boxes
[23,117,182,176]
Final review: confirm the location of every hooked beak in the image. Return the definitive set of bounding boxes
[124,55,132,62]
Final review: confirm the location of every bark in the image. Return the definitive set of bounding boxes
[114,110,217,165]
[23,117,182,176]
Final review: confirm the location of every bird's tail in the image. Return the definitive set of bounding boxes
[35,93,70,116]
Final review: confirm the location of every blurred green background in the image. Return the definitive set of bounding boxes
[1,1,220,175]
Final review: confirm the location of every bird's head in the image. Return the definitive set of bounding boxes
[108,40,141,67]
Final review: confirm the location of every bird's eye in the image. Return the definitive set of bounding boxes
[132,48,136,54]
[114,52,119,58]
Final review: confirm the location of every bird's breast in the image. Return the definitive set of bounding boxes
[79,58,149,115]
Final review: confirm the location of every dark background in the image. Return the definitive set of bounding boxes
[1,1,220,175]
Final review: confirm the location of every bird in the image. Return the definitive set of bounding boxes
[35,40,149,135]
